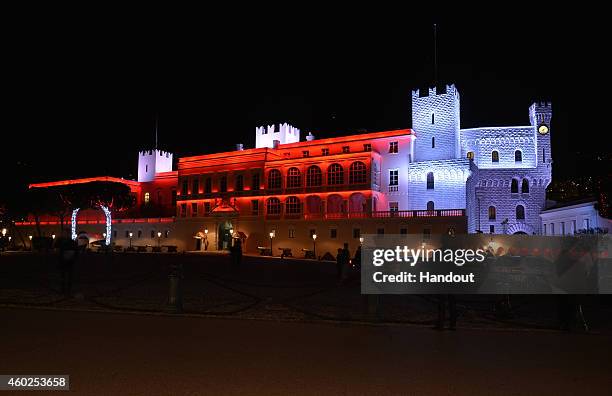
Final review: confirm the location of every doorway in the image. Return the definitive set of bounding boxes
[218,220,233,250]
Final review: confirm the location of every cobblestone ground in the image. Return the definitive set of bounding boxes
[2,251,611,332]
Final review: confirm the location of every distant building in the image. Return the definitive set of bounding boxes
[540,199,611,235]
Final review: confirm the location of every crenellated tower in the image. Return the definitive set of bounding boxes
[137,149,173,182]
[529,102,552,167]
[412,84,461,162]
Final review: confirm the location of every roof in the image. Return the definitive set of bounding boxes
[178,128,413,165]
[542,197,598,212]
[29,176,140,189]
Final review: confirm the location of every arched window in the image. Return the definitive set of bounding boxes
[467,151,474,160]
[488,206,496,220]
[521,179,529,193]
[349,161,367,184]
[268,169,281,189]
[426,172,434,190]
[235,174,244,191]
[266,197,281,215]
[286,167,301,188]
[306,166,322,187]
[516,205,525,220]
[327,163,344,185]
[144,192,150,204]
[285,196,301,214]
[492,151,499,163]
[432,137,435,148]
[515,150,522,162]
[427,201,435,211]
[511,179,519,194]
[431,113,435,124]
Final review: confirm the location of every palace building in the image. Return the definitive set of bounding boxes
[17,84,552,255]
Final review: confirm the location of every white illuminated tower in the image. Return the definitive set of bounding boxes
[138,150,173,182]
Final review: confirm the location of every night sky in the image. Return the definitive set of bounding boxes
[3,10,604,196]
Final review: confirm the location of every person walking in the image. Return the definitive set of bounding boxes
[340,243,351,283]
[57,230,78,297]
[336,248,345,281]
[232,238,243,268]
[435,294,457,330]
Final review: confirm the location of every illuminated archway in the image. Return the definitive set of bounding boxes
[71,205,112,245]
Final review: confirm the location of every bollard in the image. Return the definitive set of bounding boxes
[365,295,379,320]
[168,263,183,313]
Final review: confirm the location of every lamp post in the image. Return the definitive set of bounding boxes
[312,233,317,258]
[29,235,33,251]
[157,231,162,247]
[1,228,6,237]
[269,231,275,256]
[129,232,133,248]
[359,236,364,245]
[204,228,209,251]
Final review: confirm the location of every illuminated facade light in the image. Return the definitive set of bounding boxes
[71,208,80,240]
[101,205,112,245]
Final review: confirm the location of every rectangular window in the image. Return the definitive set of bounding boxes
[322,148,329,156]
[490,225,495,233]
[400,228,408,235]
[289,228,295,238]
[302,150,309,157]
[192,179,199,195]
[204,202,211,215]
[423,228,431,240]
[330,228,337,239]
[389,169,398,191]
[550,223,555,235]
[150,230,155,238]
[583,218,590,230]
[543,223,547,235]
[363,144,371,152]
[191,203,198,217]
[377,228,385,235]
[389,141,398,153]
[561,222,566,235]
[137,230,142,238]
[182,180,188,195]
[205,177,212,193]
[252,172,260,190]
[113,230,117,238]
[572,220,576,234]
[235,174,244,191]
[389,202,399,212]
[125,230,130,238]
[251,200,259,216]
[180,203,187,217]
[342,146,350,154]
[353,228,361,239]
[220,175,227,192]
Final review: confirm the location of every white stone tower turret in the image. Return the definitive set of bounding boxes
[412,84,461,162]
[137,149,173,182]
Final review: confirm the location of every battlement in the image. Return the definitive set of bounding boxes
[529,102,552,127]
[529,102,552,112]
[412,84,459,100]
[138,149,174,182]
[255,123,301,148]
[139,149,173,158]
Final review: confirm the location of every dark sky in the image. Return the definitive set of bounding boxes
[3,9,604,193]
